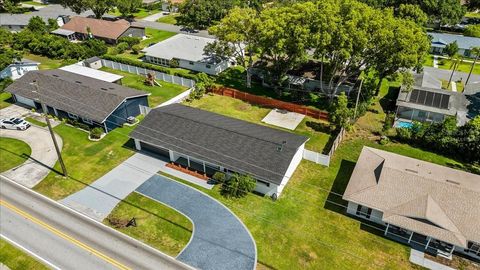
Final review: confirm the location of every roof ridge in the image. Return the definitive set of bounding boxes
[159,105,305,149]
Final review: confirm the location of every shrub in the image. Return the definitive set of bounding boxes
[131,44,142,54]
[90,127,104,139]
[212,172,226,184]
[169,58,179,68]
[115,42,129,54]
[220,174,256,198]
[383,113,395,132]
[66,118,90,131]
[464,24,480,38]
[395,126,412,141]
[118,36,141,48]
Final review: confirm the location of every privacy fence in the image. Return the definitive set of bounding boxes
[302,128,346,167]
[101,59,196,88]
[210,87,329,121]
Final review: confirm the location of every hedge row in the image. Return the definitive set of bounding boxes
[101,54,198,81]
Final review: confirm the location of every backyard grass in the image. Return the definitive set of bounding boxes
[140,28,177,48]
[108,8,156,19]
[25,117,47,127]
[24,53,72,70]
[33,123,136,200]
[0,137,31,173]
[103,192,193,256]
[0,92,14,109]
[100,67,188,107]
[187,94,332,153]
[156,14,179,24]
[424,55,480,75]
[156,132,461,269]
[0,239,48,270]
[441,80,465,92]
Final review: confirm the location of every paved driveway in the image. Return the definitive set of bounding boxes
[0,126,61,187]
[137,175,257,270]
[61,153,166,221]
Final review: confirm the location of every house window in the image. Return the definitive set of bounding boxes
[189,61,194,65]
[68,112,78,120]
[467,242,480,255]
[82,117,93,125]
[356,204,372,219]
[206,64,211,69]
[257,180,270,187]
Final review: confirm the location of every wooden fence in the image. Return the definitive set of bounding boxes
[210,87,329,121]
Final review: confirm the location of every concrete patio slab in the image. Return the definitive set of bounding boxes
[409,249,455,270]
[262,108,305,130]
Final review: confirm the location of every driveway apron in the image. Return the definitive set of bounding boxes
[137,175,257,270]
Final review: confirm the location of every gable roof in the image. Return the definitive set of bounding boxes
[142,34,220,63]
[428,32,480,50]
[60,17,137,40]
[343,147,480,248]
[130,104,309,185]
[5,69,148,123]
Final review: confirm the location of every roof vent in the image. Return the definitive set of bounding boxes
[52,74,59,77]
[446,179,460,185]
[276,141,287,152]
[405,169,418,174]
[75,81,82,84]
[100,87,108,91]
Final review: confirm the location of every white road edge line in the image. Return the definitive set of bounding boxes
[0,233,62,270]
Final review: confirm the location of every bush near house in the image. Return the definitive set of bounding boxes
[220,173,256,198]
[90,127,104,139]
[118,36,141,48]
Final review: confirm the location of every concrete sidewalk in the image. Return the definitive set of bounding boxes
[142,12,166,22]
[61,153,165,221]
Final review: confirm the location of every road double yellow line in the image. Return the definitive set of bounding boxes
[0,199,131,270]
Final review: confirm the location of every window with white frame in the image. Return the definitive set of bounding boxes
[467,242,480,256]
[356,204,372,219]
[68,112,78,119]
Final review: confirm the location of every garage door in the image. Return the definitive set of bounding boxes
[15,95,36,107]
[140,142,170,158]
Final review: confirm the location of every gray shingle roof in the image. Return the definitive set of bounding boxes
[5,69,148,123]
[428,32,480,50]
[130,104,308,185]
[343,147,480,248]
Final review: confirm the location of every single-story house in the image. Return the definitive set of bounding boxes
[428,32,480,58]
[5,69,149,132]
[161,0,183,12]
[60,64,123,84]
[395,67,480,126]
[343,147,480,261]
[53,16,145,44]
[0,59,39,80]
[142,34,233,75]
[130,104,308,197]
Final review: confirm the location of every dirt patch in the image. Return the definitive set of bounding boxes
[236,103,252,111]
[424,254,480,270]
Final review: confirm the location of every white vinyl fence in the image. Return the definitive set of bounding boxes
[302,128,346,167]
[101,59,196,88]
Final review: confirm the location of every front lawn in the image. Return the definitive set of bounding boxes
[0,137,31,173]
[156,14,179,24]
[0,92,14,109]
[20,0,46,5]
[140,28,177,47]
[103,192,193,256]
[187,94,332,153]
[25,117,47,127]
[424,55,480,75]
[33,123,136,200]
[100,67,188,107]
[108,8,156,19]
[0,239,48,270]
[24,53,72,70]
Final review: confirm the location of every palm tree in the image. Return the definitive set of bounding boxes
[466,47,480,86]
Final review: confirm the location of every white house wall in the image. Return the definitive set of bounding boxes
[0,65,38,80]
[177,59,229,75]
[275,143,306,196]
[346,201,385,225]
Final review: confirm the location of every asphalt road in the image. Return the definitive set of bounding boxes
[0,176,193,270]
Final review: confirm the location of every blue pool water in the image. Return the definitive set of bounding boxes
[396,121,414,129]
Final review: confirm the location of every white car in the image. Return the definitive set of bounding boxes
[0,118,31,130]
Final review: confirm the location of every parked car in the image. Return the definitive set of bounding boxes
[0,118,31,130]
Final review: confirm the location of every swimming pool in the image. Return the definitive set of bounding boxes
[395,121,414,129]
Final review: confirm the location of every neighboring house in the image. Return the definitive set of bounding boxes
[60,64,123,84]
[52,16,145,44]
[142,34,233,75]
[428,32,480,58]
[343,147,480,261]
[130,104,308,197]
[395,67,480,126]
[4,69,149,132]
[83,56,103,69]
[161,0,183,12]
[0,59,39,80]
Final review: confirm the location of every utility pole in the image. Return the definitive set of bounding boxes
[30,81,68,177]
[465,53,479,86]
[353,78,364,120]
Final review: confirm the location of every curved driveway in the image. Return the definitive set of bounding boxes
[136,175,257,270]
[0,126,61,187]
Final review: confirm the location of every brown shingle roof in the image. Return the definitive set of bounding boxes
[61,17,134,40]
[343,147,480,248]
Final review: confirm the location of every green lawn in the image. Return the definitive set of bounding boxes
[21,0,47,5]
[104,192,193,256]
[465,12,480,18]
[0,239,48,270]
[100,67,188,107]
[25,117,47,127]
[187,94,332,153]
[424,55,480,75]
[33,123,136,200]
[24,53,72,70]
[140,28,177,48]
[0,137,31,173]
[156,14,179,24]
[108,8,156,19]
[0,92,14,109]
